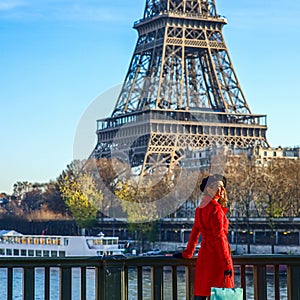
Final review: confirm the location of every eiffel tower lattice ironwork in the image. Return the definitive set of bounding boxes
[92,0,269,180]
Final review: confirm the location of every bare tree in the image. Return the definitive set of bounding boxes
[225,154,262,253]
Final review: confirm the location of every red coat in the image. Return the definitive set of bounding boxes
[182,196,234,296]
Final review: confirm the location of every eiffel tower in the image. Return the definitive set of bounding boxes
[92,0,269,182]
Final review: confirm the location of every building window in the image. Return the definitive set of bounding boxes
[51,251,58,257]
[59,251,66,257]
[273,152,277,157]
[264,151,267,156]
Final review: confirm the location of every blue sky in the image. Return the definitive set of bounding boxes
[0,0,299,194]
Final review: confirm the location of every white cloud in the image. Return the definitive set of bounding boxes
[0,0,26,11]
[0,1,133,22]
[52,4,118,22]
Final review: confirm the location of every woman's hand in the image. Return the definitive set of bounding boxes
[224,269,232,277]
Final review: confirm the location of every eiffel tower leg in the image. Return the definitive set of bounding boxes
[139,133,184,184]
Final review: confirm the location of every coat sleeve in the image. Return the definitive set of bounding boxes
[182,208,201,259]
[210,208,232,268]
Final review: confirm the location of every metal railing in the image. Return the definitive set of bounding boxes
[0,255,299,300]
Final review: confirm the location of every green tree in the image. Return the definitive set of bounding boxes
[115,179,159,223]
[43,181,68,215]
[12,181,33,199]
[115,177,172,252]
[93,157,132,218]
[59,169,102,230]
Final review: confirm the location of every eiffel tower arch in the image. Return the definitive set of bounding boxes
[92,0,269,183]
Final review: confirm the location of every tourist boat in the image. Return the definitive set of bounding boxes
[0,230,125,258]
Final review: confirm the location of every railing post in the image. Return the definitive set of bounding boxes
[274,264,280,300]
[287,265,300,300]
[7,267,13,300]
[124,266,129,300]
[81,267,87,300]
[44,266,50,300]
[23,266,35,300]
[151,266,163,300]
[172,266,178,300]
[253,265,267,300]
[60,266,72,300]
[103,258,126,300]
[186,264,195,300]
[137,266,143,300]
[240,265,246,300]
[96,263,105,300]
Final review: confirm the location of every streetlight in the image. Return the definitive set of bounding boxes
[235,206,239,255]
[180,228,185,243]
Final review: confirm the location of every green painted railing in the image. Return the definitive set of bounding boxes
[0,255,299,300]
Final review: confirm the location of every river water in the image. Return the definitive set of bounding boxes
[0,267,287,299]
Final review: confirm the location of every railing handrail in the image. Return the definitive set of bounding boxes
[1,253,300,265]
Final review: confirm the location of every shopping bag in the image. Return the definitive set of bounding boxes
[210,287,243,300]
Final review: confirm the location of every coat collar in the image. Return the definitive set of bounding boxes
[202,195,228,214]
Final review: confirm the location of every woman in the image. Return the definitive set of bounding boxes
[174,174,234,300]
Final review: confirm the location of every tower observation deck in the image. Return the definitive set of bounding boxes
[91,0,269,182]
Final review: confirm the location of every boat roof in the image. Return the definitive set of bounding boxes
[0,230,23,236]
[0,230,119,240]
